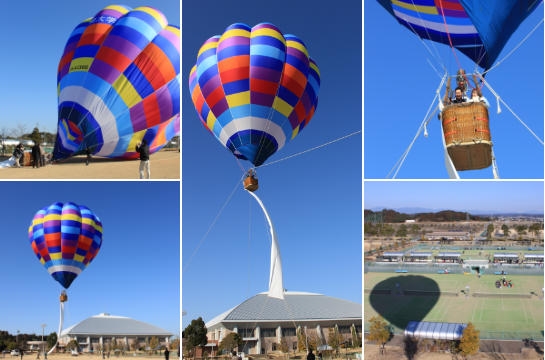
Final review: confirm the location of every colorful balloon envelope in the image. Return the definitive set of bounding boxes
[54,5,180,160]
[376,0,541,70]
[189,22,320,167]
[28,202,103,289]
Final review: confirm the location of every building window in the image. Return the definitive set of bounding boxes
[261,328,276,338]
[338,326,351,334]
[238,328,254,338]
[272,343,277,351]
[282,328,295,337]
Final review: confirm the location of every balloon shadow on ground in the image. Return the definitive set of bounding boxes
[369,275,440,330]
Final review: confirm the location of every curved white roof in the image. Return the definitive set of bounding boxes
[61,313,172,337]
[206,292,361,329]
[405,321,467,340]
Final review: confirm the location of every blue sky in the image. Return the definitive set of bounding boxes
[182,0,362,328]
[364,180,544,214]
[364,1,544,179]
[0,181,180,337]
[0,1,179,136]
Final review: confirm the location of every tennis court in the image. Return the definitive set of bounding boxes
[364,271,544,340]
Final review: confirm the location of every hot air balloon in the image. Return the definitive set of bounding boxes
[188,22,320,185]
[28,202,103,289]
[377,0,542,178]
[53,5,180,160]
[28,201,102,353]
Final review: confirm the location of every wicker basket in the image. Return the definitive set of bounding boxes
[243,176,258,192]
[441,102,492,171]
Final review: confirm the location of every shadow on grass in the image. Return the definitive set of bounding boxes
[369,275,440,330]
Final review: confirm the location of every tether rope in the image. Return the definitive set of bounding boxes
[402,0,448,75]
[387,76,446,178]
[478,76,544,146]
[182,173,244,274]
[258,130,361,168]
[438,0,463,71]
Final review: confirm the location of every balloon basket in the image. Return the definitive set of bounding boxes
[60,292,68,302]
[243,175,259,192]
[442,102,492,171]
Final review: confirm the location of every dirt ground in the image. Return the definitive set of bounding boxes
[0,151,179,180]
[2,354,172,360]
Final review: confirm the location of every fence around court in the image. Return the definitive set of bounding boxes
[404,244,544,252]
[364,262,544,276]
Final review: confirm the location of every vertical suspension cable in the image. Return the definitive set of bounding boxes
[437,0,463,71]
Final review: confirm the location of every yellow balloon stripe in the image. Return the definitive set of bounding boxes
[113,74,142,107]
[226,91,250,108]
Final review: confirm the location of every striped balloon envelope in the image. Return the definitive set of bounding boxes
[189,23,320,167]
[28,202,103,289]
[54,5,180,160]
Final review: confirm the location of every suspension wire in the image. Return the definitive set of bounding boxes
[437,0,464,71]
[388,104,440,179]
[182,173,245,274]
[474,72,502,114]
[258,130,361,168]
[477,76,544,146]
[387,75,446,178]
[400,0,448,73]
[498,96,544,146]
[483,18,544,76]
[193,130,361,274]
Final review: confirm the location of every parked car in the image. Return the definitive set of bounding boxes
[10,350,20,356]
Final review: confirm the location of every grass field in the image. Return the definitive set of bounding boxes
[364,272,544,340]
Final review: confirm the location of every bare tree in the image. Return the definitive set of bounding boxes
[11,124,29,139]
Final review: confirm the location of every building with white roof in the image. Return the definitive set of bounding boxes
[200,194,361,356]
[205,292,361,355]
[60,313,172,352]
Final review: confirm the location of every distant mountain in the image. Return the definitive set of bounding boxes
[366,207,543,217]
[365,209,489,223]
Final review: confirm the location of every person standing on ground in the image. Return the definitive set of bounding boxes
[32,143,41,168]
[135,139,150,179]
[85,147,92,166]
[13,144,24,167]
[164,347,169,360]
[39,143,45,167]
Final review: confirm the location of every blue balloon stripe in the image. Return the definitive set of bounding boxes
[72,44,100,59]
[217,45,250,60]
[223,79,249,95]
[251,55,284,73]
[128,9,165,33]
[250,44,285,62]
[124,63,155,98]
[116,15,159,43]
[196,58,220,86]
[109,25,150,51]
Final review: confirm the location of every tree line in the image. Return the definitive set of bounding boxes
[0,331,57,352]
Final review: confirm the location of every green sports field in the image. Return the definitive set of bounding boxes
[364,272,544,340]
